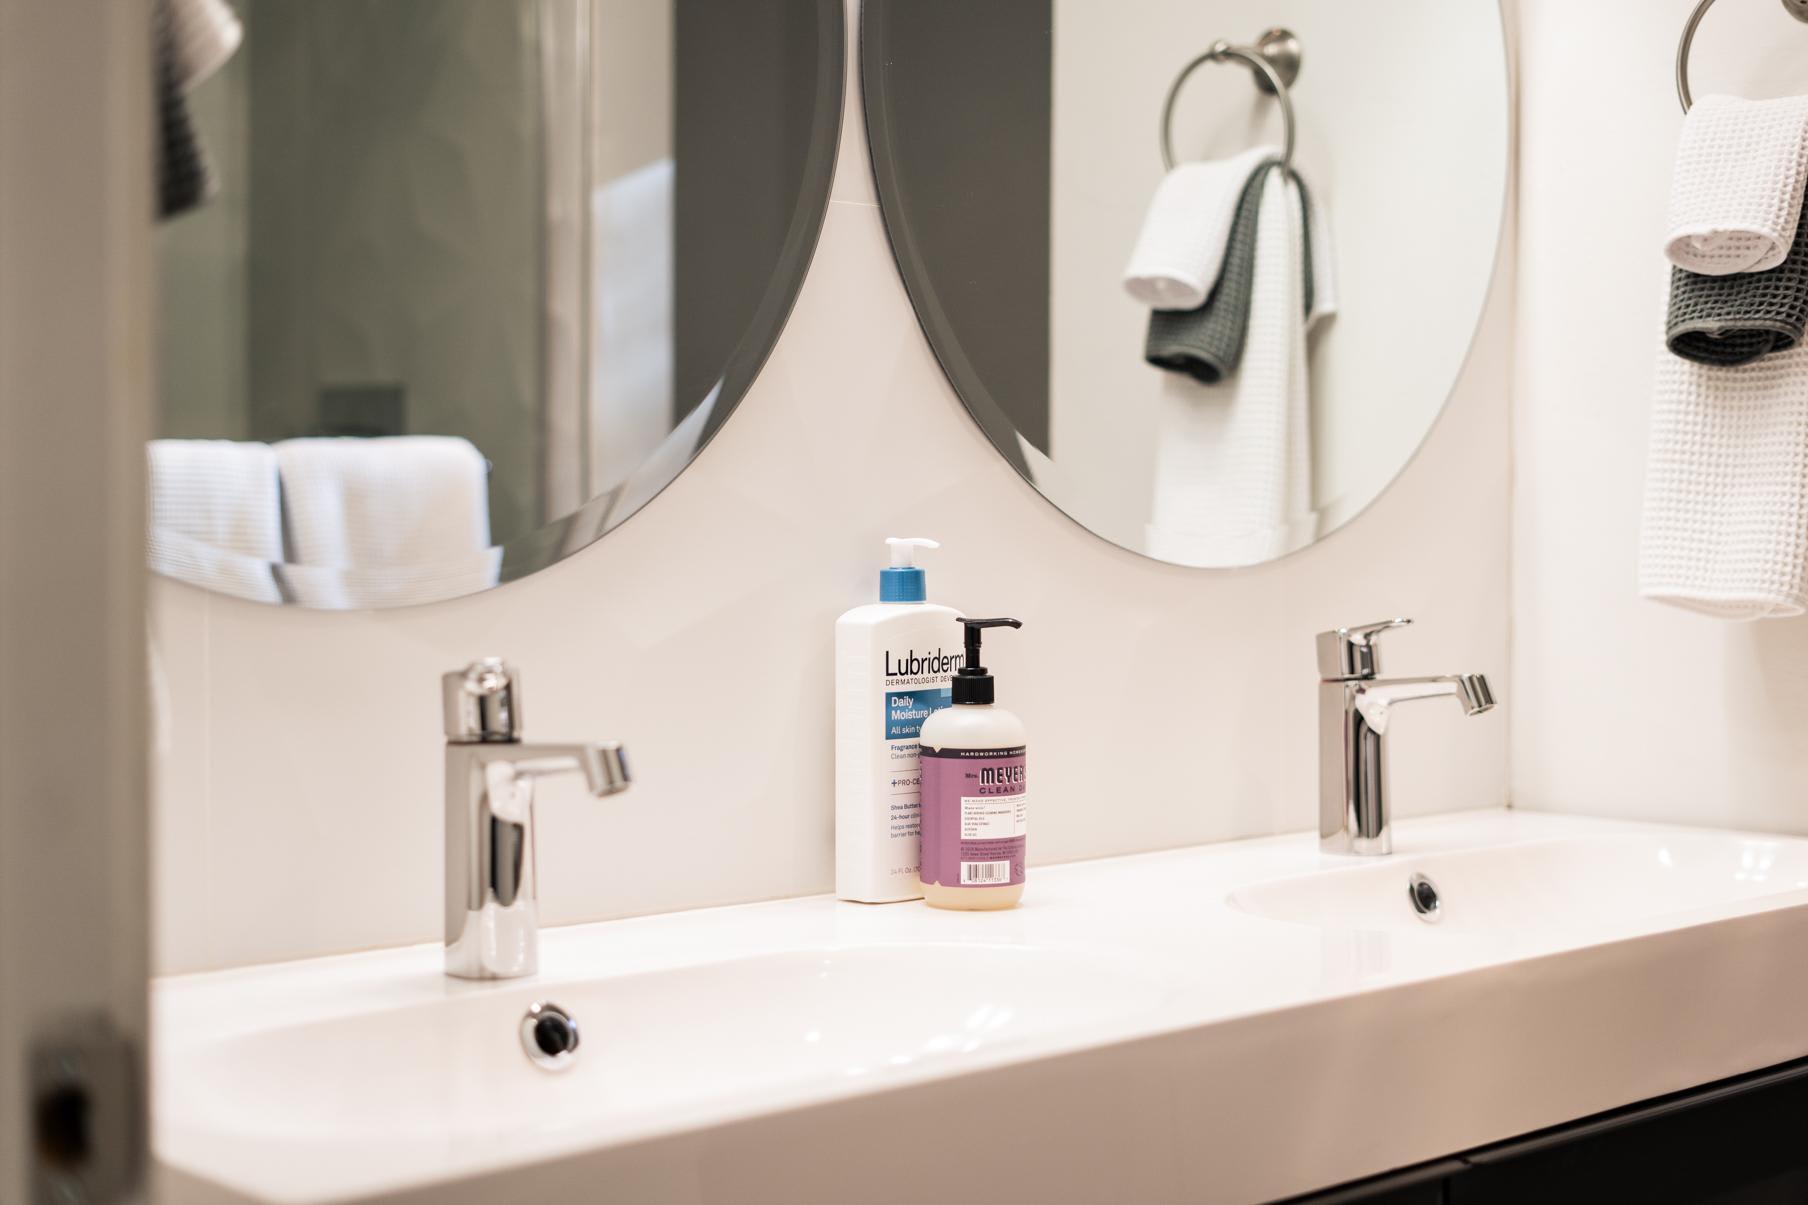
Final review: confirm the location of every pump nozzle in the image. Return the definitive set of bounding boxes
[952,617,1022,705]
[885,537,939,568]
[879,537,939,602]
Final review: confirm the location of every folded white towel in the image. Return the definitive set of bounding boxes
[278,548,504,610]
[275,436,495,609]
[1123,146,1278,310]
[276,436,491,568]
[146,439,282,602]
[147,527,282,604]
[1146,170,1317,566]
[147,438,281,560]
[1306,184,1338,332]
[167,0,242,93]
[1640,340,1808,619]
[1665,94,1808,276]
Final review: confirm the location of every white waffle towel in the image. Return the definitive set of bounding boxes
[276,436,491,568]
[146,439,283,602]
[276,436,495,609]
[1306,186,1337,332]
[148,528,282,603]
[1146,169,1317,565]
[277,548,504,610]
[1123,146,1277,310]
[1664,94,1808,276]
[167,0,242,92]
[147,439,281,560]
[1640,340,1808,619]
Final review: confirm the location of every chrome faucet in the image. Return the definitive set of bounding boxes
[443,659,630,979]
[1317,619,1494,856]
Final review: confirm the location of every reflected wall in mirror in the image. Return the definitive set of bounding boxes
[153,0,841,607]
[861,1,1508,568]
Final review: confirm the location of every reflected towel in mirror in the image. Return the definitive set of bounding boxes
[276,549,504,611]
[1122,145,1277,310]
[1146,159,1288,384]
[154,0,241,220]
[147,438,282,601]
[275,435,491,568]
[154,2,214,220]
[147,529,281,604]
[147,438,281,560]
[166,0,242,91]
[275,436,495,609]
[1145,158,1332,382]
[1146,169,1323,566]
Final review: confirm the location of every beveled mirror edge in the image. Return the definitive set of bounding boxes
[857,0,1513,572]
[151,0,846,611]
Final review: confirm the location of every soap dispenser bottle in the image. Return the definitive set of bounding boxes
[835,538,962,903]
[918,617,1026,910]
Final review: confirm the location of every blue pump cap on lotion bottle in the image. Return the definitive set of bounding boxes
[879,537,937,603]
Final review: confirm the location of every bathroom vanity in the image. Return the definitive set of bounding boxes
[153,809,1808,1204]
[1290,1058,1808,1203]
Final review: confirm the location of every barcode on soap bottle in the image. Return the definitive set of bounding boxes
[960,860,1011,884]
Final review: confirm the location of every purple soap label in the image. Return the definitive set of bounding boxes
[919,745,1026,888]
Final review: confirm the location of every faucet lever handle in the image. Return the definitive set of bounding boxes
[443,658,523,743]
[1316,618,1412,681]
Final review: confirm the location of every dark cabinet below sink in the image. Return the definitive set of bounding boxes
[1284,1056,1808,1205]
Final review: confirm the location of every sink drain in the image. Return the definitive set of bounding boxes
[521,1002,580,1071]
[1407,873,1442,924]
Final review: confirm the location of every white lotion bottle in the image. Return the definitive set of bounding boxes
[919,618,1027,911]
[835,538,961,902]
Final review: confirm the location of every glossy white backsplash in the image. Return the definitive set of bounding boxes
[1513,0,1808,835]
[149,3,1515,974]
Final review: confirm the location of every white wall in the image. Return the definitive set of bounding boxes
[1514,0,1808,834]
[150,1,1517,975]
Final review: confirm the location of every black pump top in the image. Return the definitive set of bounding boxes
[952,617,1022,705]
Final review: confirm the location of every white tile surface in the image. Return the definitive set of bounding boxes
[1513,0,1808,834]
[150,584,214,973]
[150,23,1515,974]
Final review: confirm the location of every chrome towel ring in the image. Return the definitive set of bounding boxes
[1160,27,1302,170]
[1678,0,1808,113]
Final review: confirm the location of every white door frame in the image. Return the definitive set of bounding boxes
[0,1,153,1201]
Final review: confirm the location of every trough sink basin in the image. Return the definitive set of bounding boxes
[1229,830,1808,935]
[155,810,1808,1204]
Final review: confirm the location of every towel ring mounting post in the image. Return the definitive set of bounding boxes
[1160,27,1301,171]
[1677,0,1808,113]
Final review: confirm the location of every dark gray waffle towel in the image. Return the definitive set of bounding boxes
[1146,160,1316,384]
[156,0,215,220]
[1668,191,1808,365]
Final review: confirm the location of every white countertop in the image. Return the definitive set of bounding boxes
[153,808,1808,1204]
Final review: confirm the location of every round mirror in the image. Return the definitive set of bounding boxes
[151,0,842,607]
[861,1,1508,568]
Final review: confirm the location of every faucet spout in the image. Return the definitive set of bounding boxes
[1356,673,1494,733]
[507,741,631,797]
